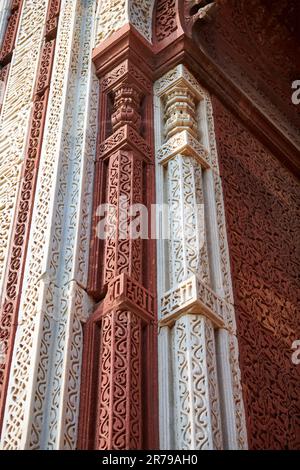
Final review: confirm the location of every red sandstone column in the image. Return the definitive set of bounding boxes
[78,27,157,450]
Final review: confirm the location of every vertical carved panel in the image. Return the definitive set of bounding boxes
[0,2,60,433]
[213,97,300,450]
[153,0,177,44]
[0,2,21,65]
[1,0,97,449]
[0,1,22,112]
[173,315,222,449]
[155,64,247,449]
[103,151,143,286]
[167,156,210,286]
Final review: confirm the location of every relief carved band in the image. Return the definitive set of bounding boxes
[154,64,247,449]
[78,41,157,449]
[0,0,48,300]
[0,0,22,65]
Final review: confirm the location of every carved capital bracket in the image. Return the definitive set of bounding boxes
[94,273,156,324]
[157,129,210,167]
[97,125,153,162]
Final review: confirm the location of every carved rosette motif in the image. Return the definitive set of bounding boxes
[78,41,157,448]
[154,64,247,449]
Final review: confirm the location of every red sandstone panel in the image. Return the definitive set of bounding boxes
[213,97,300,449]
[0,0,61,431]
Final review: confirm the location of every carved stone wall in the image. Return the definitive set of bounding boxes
[0,0,97,449]
[213,97,300,449]
[78,34,157,450]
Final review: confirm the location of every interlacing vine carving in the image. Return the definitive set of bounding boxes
[213,97,300,449]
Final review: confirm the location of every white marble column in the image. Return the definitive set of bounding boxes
[0,0,11,47]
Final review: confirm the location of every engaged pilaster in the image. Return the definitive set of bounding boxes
[154,64,247,450]
[78,34,157,450]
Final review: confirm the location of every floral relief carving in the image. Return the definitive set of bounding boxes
[154,0,177,43]
[213,97,300,449]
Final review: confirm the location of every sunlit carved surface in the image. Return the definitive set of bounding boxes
[213,97,300,449]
